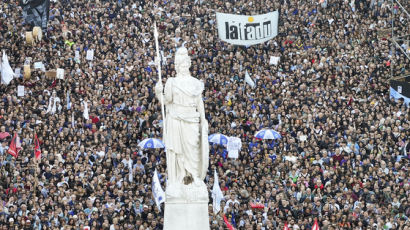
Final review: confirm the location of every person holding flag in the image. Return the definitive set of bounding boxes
[312,218,320,230]
[211,169,224,214]
[152,169,166,210]
[8,133,21,159]
[283,222,289,230]
[34,134,41,159]
[223,214,235,230]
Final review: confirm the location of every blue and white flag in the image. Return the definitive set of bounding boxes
[66,91,71,110]
[211,169,224,214]
[152,169,165,210]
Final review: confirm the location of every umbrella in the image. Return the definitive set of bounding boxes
[138,138,165,149]
[254,129,281,140]
[208,133,228,145]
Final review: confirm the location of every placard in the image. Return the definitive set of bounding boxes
[23,65,31,80]
[269,56,280,65]
[227,137,241,159]
[33,26,42,41]
[17,86,25,97]
[34,62,44,69]
[398,86,402,94]
[228,149,239,159]
[45,70,57,78]
[15,68,21,76]
[86,49,94,61]
[56,68,64,79]
[75,51,80,60]
[26,32,33,45]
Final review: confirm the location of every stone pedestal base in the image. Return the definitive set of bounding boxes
[164,202,210,230]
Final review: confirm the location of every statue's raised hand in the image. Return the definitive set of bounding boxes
[155,81,163,95]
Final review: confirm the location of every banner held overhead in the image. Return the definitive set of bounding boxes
[216,11,279,46]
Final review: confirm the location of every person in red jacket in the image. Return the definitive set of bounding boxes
[332,149,344,164]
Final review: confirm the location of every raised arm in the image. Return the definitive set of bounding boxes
[154,78,173,105]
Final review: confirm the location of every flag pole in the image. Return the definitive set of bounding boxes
[153,22,166,138]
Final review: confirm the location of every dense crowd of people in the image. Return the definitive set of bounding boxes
[0,0,409,229]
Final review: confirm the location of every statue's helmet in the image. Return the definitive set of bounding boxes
[175,47,191,71]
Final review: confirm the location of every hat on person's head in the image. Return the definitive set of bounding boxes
[9,217,14,222]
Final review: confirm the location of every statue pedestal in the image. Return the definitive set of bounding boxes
[164,201,210,230]
[164,181,210,230]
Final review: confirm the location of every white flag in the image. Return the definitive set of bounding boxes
[245,70,255,88]
[71,112,75,128]
[66,91,71,110]
[128,159,133,183]
[227,137,241,159]
[211,169,224,214]
[1,51,16,85]
[83,100,89,120]
[152,169,165,210]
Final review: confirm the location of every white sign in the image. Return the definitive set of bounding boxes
[75,51,80,60]
[56,68,64,79]
[398,86,402,94]
[15,68,21,76]
[269,56,280,65]
[34,62,44,69]
[86,49,94,61]
[17,85,25,97]
[216,11,279,46]
[227,137,241,159]
[228,150,239,159]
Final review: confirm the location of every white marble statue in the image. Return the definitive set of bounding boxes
[155,47,209,204]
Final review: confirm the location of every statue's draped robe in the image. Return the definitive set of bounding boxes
[159,76,209,185]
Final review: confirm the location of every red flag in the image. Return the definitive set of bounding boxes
[223,214,235,230]
[34,134,41,159]
[347,97,353,106]
[284,222,289,230]
[312,219,320,230]
[8,133,21,158]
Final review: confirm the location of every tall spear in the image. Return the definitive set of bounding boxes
[154,22,166,135]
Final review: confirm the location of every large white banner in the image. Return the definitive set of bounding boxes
[216,11,279,46]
